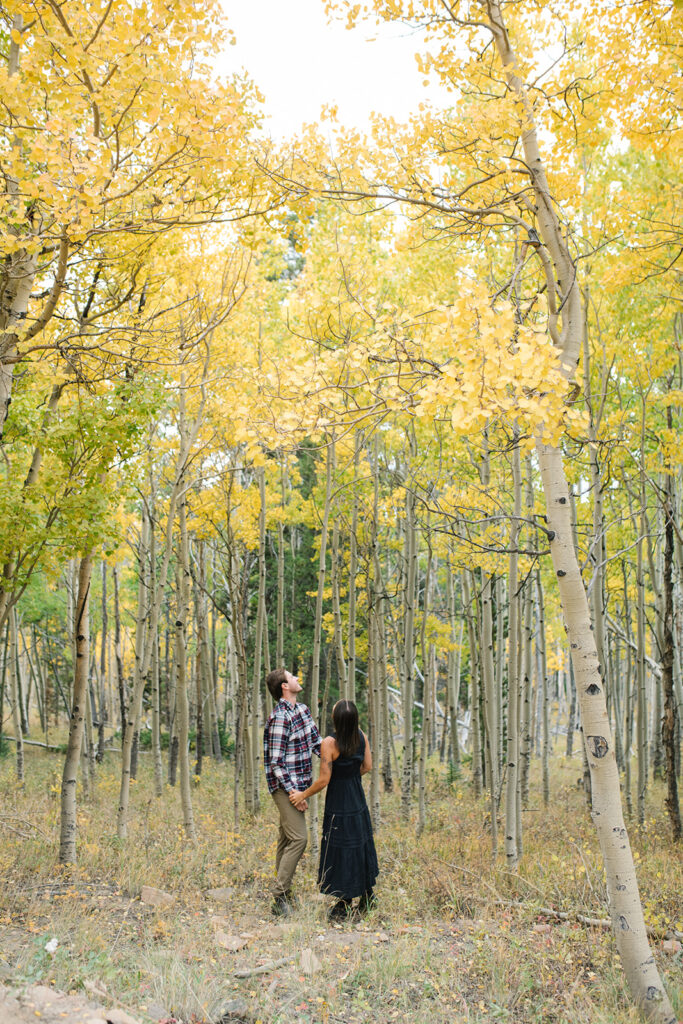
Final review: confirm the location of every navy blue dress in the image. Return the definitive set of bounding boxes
[318,733,379,899]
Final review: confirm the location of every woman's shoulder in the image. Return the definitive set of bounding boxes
[322,734,340,757]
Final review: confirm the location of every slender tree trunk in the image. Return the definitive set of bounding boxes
[536,570,550,807]
[462,571,482,798]
[519,571,533,813]
[59,553,93,864]
[636,507,648,827]
[97,563,107,761]
[446,565,462,772]
[113,566,126,744]
[176,466,196,840]
[480,569,498,853]
[249,467,267,812]
[277,464,286,670]
[9,609,23,785]
[505,436,522,868]
[309,441,333,849]
[401,482,417,820]
[661,442,681,840]
[347,432,360,702]
[331,515,348,698]
[417,532,433,836]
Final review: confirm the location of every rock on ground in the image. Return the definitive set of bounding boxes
[0,984,143,1024]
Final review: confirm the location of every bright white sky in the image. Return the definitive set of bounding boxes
[219,0,450,138]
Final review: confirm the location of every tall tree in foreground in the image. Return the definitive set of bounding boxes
[314,0,678,1017]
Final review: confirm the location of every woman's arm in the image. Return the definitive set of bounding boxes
[289,737,336,808]
[360,731,372,776]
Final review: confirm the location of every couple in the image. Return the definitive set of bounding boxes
[263,668,379,920]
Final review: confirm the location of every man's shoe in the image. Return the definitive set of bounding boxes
[271,891,293,917]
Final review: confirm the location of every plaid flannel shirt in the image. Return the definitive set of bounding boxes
[263,699,322,794]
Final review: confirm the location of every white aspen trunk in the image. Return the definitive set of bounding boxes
[536,570,550,808]
[636,513,648,826]
[175,465,196,841]
[417,534,433,836]
[250,467,267,812]
[537,443,676,1019]
[519,462,534,812]
[112,566,126,745]
[117,509,150,834]
[0,18,39,444]
[98,562,107,762]
[495,575,505,778]
[505,438,522,868]
[276,463,286,670]
[462,570,483,798]
[368,579,382,830]
[167,625,178,787]
[84,679,96,799]
[622,573,634,819]
[59,553,93,864]
[401,483,417,820]
[149,494,163,798]
[152,629,163,797]
[347,433,360,702]
[309,441,333,851]
[331,516,348,697]
[373,495,394,792]
[660,438,681,839]
[446,565,462,771]
[483,6,677,1007]
[480,571,498,853]
[9,609,24,785]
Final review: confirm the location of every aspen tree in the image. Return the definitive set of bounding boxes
[8,609,24,786]
[309,441,333,849]
[484,4,677,1013]
[250,467,268,812]
[661,410,681,839]
[401,482,418,819]
[505,437,522,868]
[461,570,483,799]
[417,528,433,836]
[535,570,550,808]
[347,434,361,702]
[446,566,462,773]
[59,552,93,864]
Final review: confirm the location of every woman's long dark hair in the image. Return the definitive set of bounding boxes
[333,700,360,758]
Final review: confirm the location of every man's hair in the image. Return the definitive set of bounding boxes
[266,668,288,701]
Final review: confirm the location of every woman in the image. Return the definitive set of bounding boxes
[289,700,379,919]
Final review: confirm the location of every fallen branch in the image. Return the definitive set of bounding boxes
[234,956,294,978]
[0,814,47,838]
[495,899,683,941]
[2,736,64,752]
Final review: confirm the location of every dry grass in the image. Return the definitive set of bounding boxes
[0,747,681,1024]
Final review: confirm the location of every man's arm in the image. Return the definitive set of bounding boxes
[290,736,335,808]
[308,710,322,757]
[267,712,294,791]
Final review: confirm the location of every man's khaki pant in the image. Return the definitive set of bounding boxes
[271,788,307,896]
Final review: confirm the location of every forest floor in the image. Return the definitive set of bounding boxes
[0,748,681,1024]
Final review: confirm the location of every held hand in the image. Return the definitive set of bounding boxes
[289,790,305,808]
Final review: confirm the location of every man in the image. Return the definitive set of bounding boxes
[263,668,321,916]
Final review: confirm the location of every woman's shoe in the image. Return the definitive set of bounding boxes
[357,889,377,915]
[328,898,352,921]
